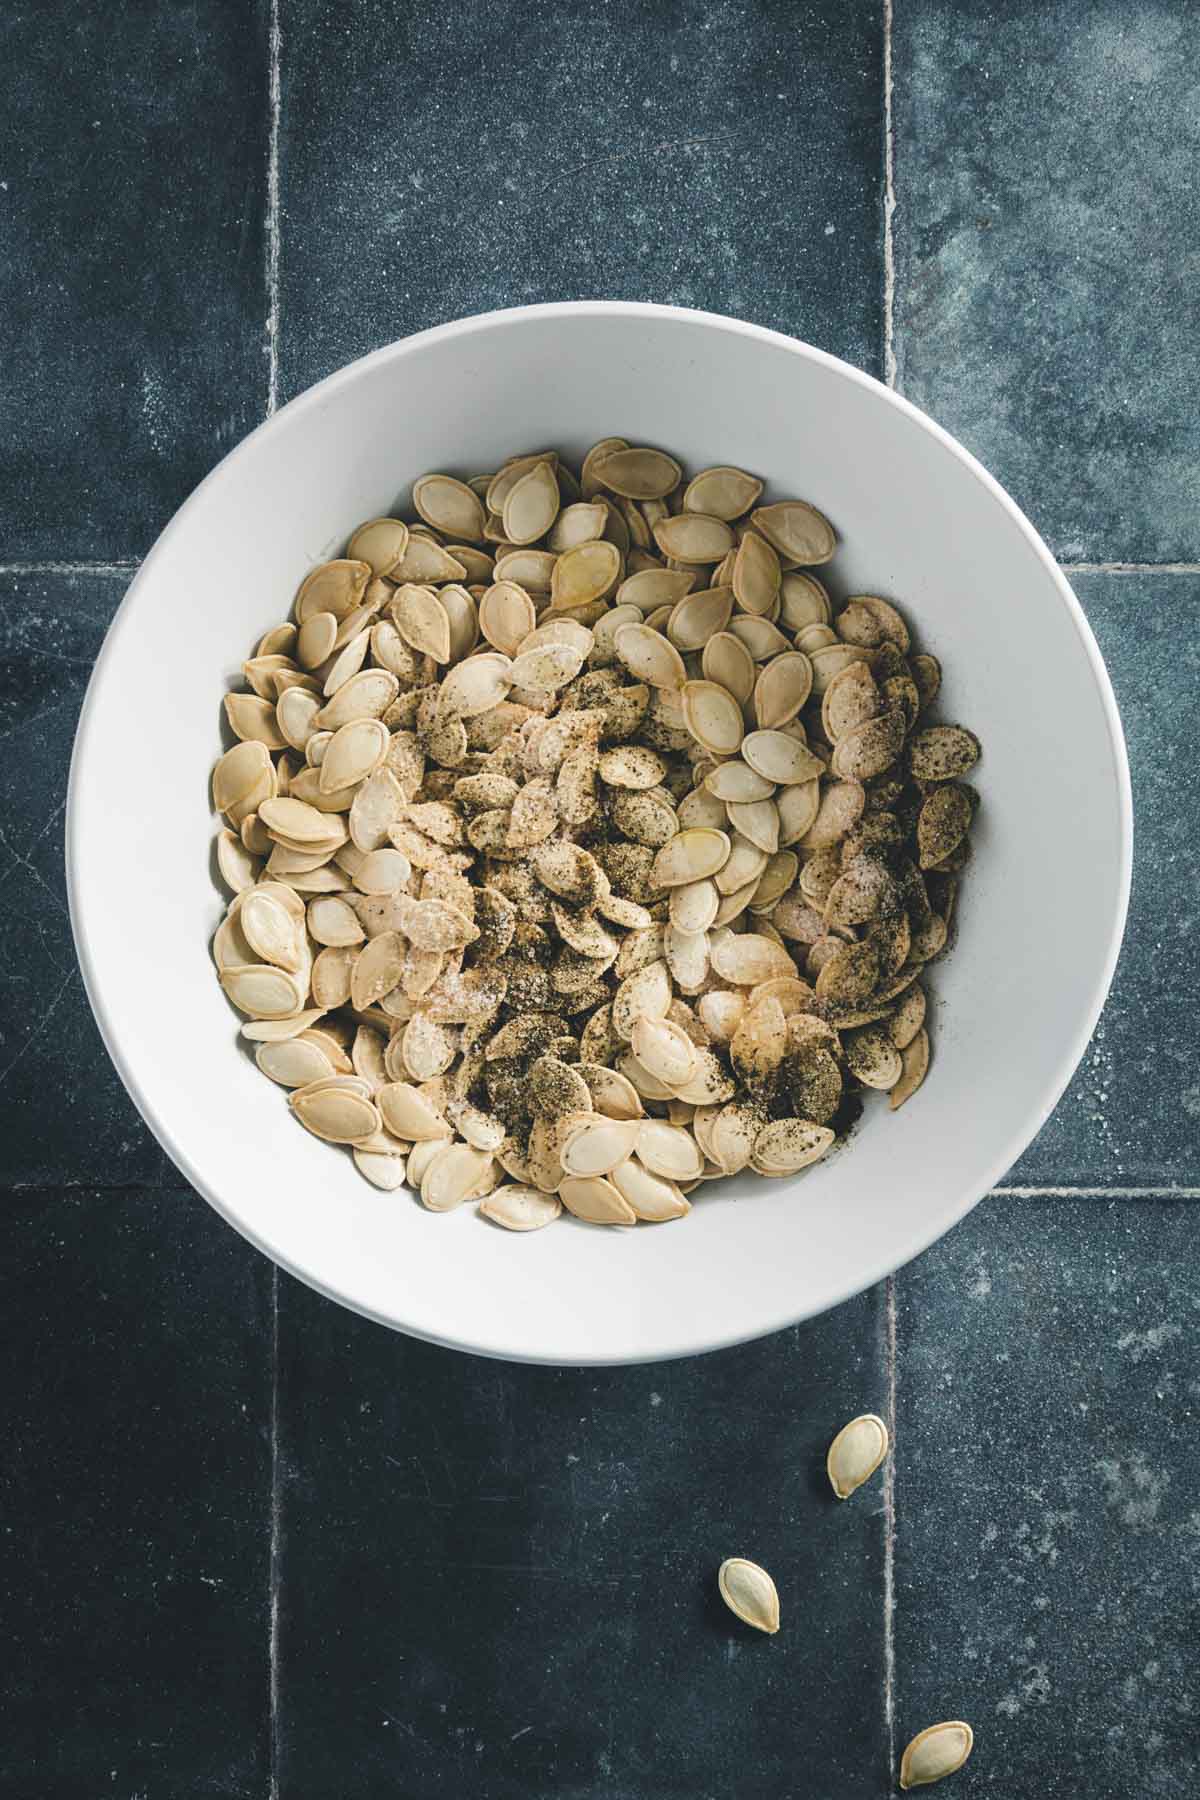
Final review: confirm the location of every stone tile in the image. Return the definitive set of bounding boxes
[894,1197,1200,1796]
[277,0,884,397]
[0,571,164,1185]
[1005,574,1200,1189]
[0,1187,272,1798]
[0,3,269,559]
[275,1277,889,1799]
[892,2,1200,563]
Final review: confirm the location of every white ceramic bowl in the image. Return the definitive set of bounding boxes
[68,302,1131,1364]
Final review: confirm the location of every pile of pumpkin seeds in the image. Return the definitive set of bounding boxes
[211,440,980,1226]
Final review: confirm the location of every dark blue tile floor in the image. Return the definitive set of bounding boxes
[2,0,1196,1794]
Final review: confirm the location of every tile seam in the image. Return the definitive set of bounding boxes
[991,1184,1200,1198]
[0,561,139,577]
[269,1264,281,1800]
[265,0,282,418]
[882,1271,897,1782]
[882,0,897,389]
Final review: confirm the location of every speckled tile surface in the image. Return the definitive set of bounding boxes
[0,2,269,560]
[1005,574,1200,1189]
[0,571,164,1186]
[894,1198,1200,1797]
[276,0,885,400]
[274,1277,889,1799]
[0,1187,272,1798]
[892,1,1200,563]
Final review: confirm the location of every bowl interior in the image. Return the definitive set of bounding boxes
[68,304,1130,1363]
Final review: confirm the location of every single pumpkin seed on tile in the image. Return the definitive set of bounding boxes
[717,1558,779,1634]
[826,1412,890,1499]
[899,1722,974,1790]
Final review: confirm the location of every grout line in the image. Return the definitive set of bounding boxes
[881,0,897,389]
[264,0,282,418]
[269,1265,281,1800]
[993,1180,1200,1195]
[882,1272,897,1783]
[0,560,139,577]
[1060,561,1200,575]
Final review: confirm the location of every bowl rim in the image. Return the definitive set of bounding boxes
[66,299,1133,1362]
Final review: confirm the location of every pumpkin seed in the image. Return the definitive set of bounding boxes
[653,512,734,564]
[751,1117,834,1175]
[741,730,824,786]
[701,630,756,703]
[751,500,836,564]
[717,1558,779,1634]
[826,1412,890,1499]
[651,828,731,887]
[899,1722,974,1790]
[480,1185,562,1231]
[683,466,763,519]
[614,622,686,691]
